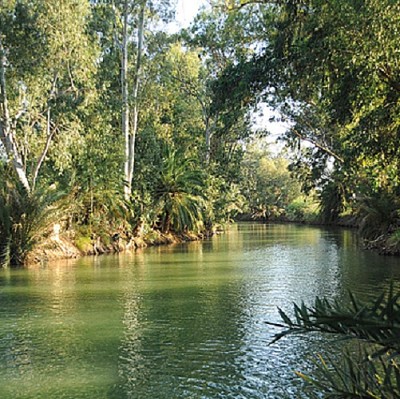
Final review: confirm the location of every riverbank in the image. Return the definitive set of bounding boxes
[235,213,400,256]
[26,213,400,265]
[27,227,213,265]
[235,213,358,228]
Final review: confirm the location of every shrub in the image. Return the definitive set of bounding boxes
[0,177,65,267]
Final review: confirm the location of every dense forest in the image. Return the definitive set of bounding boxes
[0,0,399,266]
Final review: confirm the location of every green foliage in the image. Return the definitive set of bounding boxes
[210,0,400,238]
[5,0,400,262]
[358,192,400,241]
[153,146,207,234]
[69,185,131,234]
[387,230,400,253]
[183,6,258,178]
[207,176,245,224]
[318,181,346,224]
[239,141,304,220]
[0,0,99,191]
[268,285,400,398]
[297,349,400,399]
[0,173,65,267]
[74,235,93,254]
[286,195,319,223]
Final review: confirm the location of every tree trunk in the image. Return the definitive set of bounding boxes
[204,112,218,166]
[123,0,146,201]
[31,106,55,190]
[0,40,31,193]
[122,0,131,200]
[205,117,212,165]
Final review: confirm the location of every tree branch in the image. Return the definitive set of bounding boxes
[378,65,400,93]
[31,108,55,190]
[291,127,344,163]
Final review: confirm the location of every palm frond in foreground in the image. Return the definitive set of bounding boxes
[267,285,400,398]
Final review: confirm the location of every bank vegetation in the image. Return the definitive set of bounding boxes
[1,0,400,266]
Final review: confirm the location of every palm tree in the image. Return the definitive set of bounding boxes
[153,146,206,234]
[0,171,65,267]
[358,192,400,240]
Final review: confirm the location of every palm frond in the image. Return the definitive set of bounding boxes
[268,284,400,355]
[153,145,207,234]
[0,177,66,267]
[299,349,400,399]
[268,284,400,398]
[357,193,400,240]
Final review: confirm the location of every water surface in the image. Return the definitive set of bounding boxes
[1,223,400,398]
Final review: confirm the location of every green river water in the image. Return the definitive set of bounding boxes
[1,223,400,398]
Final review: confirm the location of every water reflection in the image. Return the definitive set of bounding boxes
[113,225,355,398]
[1,223,400,398]
[116,247,251,398]
[0,261,79,396]
[0,259,124,398]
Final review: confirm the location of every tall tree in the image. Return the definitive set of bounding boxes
[211,0,400,227]
[183,4,259,173]
[0,0,97,192]
[115,0,174,200]
[0,38,30,191]
[121,0,146,200]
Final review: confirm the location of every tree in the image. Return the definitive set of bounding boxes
[210,0,400,239]
[160,42,213,164]
[0,165,65,266]
[153,146,206,234]
[240,141,302,219]
[0,0,97,192]
[107,0,175,200]
[183,4,259,171]
[120,0,146,200]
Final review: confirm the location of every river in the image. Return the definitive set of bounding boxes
[1,223,400,398]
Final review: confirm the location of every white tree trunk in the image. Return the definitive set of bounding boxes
[128,0,145,188]
[0,40,31,193]
[31,107,55,190]
[122,0,131,200]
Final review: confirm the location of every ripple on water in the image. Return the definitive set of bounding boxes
[2,223,400,398]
